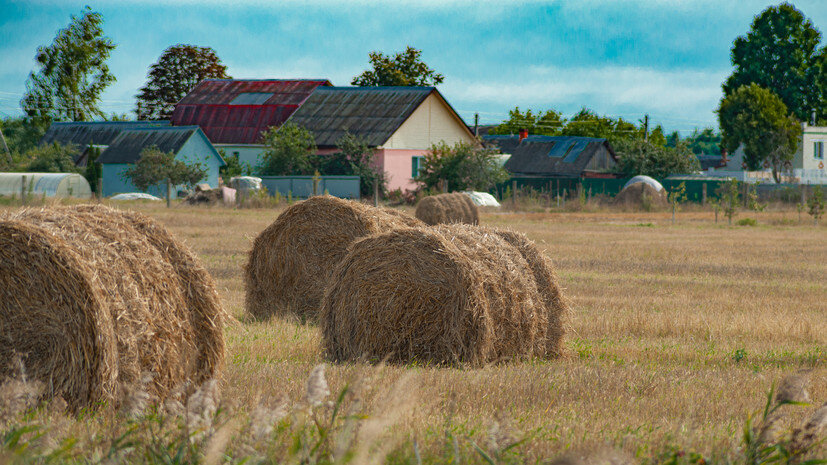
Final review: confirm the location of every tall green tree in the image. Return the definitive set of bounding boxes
[351,46,444,87]
[723,3,825,122]
[20,7,116,122]
[257,123,316,176]
[135,45,231,120]
[25,142,80,173]
[718,84,801,182]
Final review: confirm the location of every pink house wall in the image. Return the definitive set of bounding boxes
[375,148,428,192]
[312,148,426,192]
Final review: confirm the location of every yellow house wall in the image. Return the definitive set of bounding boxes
[381,93,475,150]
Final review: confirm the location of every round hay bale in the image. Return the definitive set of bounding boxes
[245,195,423,322]
[414,193,480,226]
[487,228,567,357]
[0,205,225,411]
[613,182,668,208]
[320,224,546,365]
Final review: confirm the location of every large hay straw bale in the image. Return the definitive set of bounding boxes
[488,228,567,357]
[320,224,549,365]
[0,205,225,410]
[414,193,480,225]
[244,196,422,322]
[613,182,668,208]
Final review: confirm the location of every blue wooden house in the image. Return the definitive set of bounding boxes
[96,126,225,198]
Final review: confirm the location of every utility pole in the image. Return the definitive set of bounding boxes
[474,113,479,137]
[643,114,649,143]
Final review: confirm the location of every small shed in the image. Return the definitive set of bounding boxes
[483,135,619,178]
[0,172,92,199]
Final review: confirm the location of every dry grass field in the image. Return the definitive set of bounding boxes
[1,200,825,463]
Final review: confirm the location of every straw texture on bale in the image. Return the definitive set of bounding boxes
[245,195,423,322]
[488,228,567,357]
[0,205,225,411]
[415,193,479,225]
[613,182,668,208]
[320,224,550,365]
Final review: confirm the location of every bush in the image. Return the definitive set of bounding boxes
[737,218,757,226]
[24,142,80,173]
[257,123,315,176]
[415,141,509,192]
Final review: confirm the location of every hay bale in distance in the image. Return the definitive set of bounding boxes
[320,224,550,365]
[245,195,423,322]
[613,182,668,208]
[0,205,226,411]
[414,193,480,225]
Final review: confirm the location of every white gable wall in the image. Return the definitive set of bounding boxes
[381,93,475,150]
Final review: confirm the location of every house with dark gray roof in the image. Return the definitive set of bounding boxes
[287,86,476,191]
[97,126,224,198]
[40,121,170,166]
[483,134,619,178]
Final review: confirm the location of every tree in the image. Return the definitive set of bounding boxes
[20,7,116,122]
[135,45,230,120]
[415,141,509,192]
[723,3,825,122]
[122,146,206,206]
[257,123,316,176]
[24,142,80,173]
[680,127,722,156]
[488,107,563,136]
[315,133,386,197]
[351,46,444,87]
[614,139,700,178]
[718,84,801,183]
[85,145,102,193]
[0,116,49,159]
[808,186,824,225]
[718,179,740,225]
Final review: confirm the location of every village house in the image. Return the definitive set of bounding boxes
[483,132,619,179]
[40,120,170,166]
[286,86,477,191]
[96,126,224,198]
[170,79,331,169]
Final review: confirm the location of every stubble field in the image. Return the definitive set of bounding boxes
[2,201,825,462]
[136,203,825,460]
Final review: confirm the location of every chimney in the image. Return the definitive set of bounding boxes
[812,108,817,126]
[519,129,528,142]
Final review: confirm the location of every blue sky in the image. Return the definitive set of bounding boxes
[1,0,826,134]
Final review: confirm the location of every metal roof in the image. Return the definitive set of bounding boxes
[97,126,220,165]
[484,135,617,177]
[286,86,435,147]
[40,121,170,147]
[170,79,331,144]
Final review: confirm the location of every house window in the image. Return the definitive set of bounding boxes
[412,156,425,178]
[815,141,824,159]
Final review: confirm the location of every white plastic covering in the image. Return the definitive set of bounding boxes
[230,176,263,191]
[463,191,501,207]
[110,193,162,201]
[623,175,664,192]
[0,172,92,199]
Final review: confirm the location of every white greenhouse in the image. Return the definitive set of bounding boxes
[0,173,92,199]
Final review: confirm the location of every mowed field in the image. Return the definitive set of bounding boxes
[120,203,825,460]
[3,201,824,461]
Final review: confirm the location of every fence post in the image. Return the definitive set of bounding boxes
[373,181,379,207]
[511,179,517,209]
[701,183,707,206]
[97,178,103,202]
[20,175,26,206]
[556,179,560,207]
[166,179,171,208]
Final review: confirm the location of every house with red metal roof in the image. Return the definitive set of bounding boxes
[170,79,331,169]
